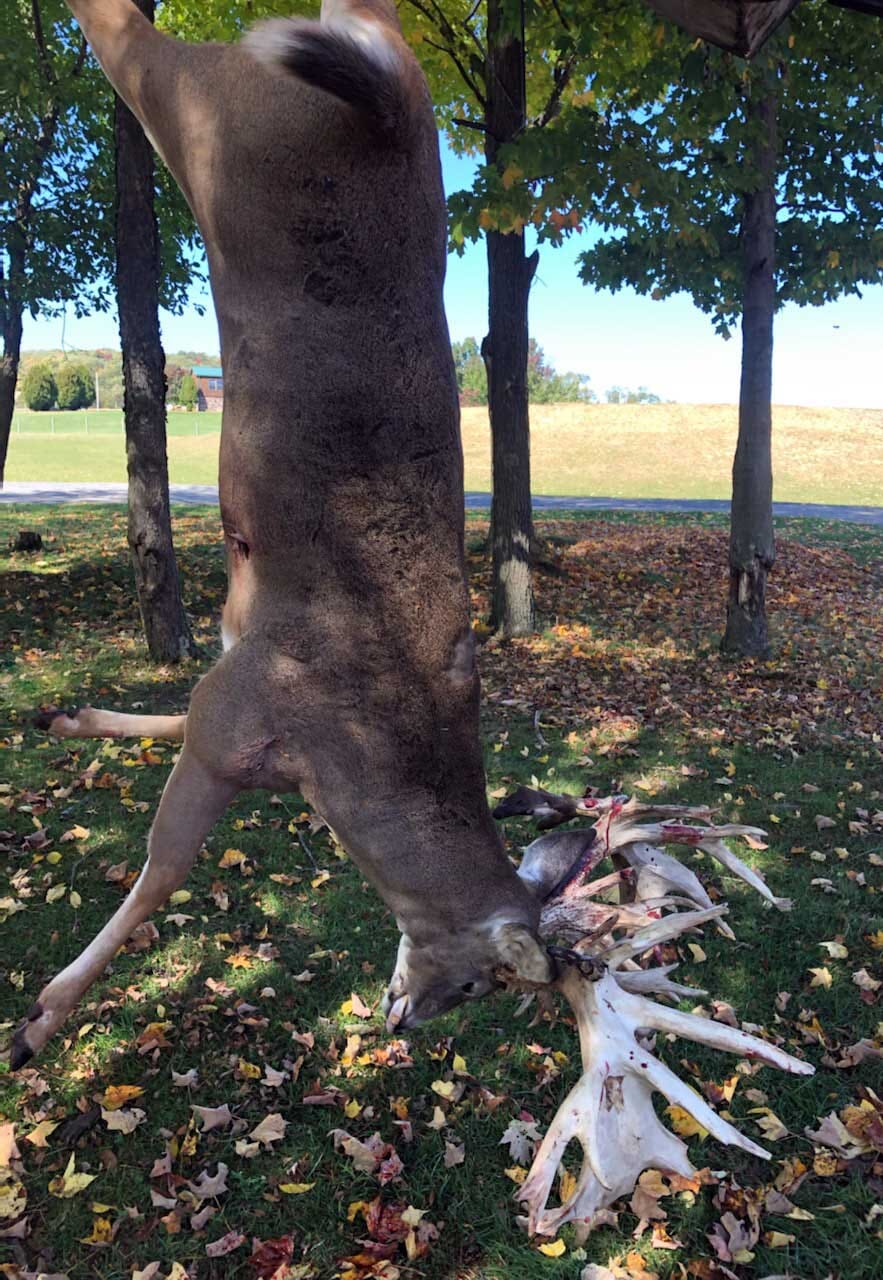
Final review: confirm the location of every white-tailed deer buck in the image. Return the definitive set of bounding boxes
[12,0,555,1070]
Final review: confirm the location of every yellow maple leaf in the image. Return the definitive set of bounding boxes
[79,1215,114,1246]
[25,1119,59,1147]
[279,1182,315,1194]
[809,966,833,989]
[238,1059,262,1080]
[665,1105,709,1140]
[866,930,883,950]
[219,848,246,869]
[431,1079,456,1100]
[101,1084,144,1111]
[48,1153,97,1199]
[505,1166,527,1185]
[558,1169,577,1202]
[538,1238,566,1257]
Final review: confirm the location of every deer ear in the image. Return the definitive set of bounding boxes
[517,829,598,900]
[493,922,554,985]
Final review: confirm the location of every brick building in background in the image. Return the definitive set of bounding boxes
[191,365,224,412]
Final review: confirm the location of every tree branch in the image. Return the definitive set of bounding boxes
[404,0,486,108]
[31,0,57,87]
[535,52,578,128]
[453,116,489,134]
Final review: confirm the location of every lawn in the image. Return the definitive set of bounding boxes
[1,505,881,1280]
[5,403,883,506]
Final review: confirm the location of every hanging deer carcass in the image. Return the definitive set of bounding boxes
[11,0,555,1070]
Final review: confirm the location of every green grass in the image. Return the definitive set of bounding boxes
[6,402,883,504]
[8,408,222,436]
[1,506,881,1279]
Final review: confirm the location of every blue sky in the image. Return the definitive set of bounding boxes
[23,140,883,408]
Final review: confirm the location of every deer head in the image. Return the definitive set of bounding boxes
[383,917,554,1029]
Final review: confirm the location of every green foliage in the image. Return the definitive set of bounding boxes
[179,373,198,411]
[409,0,666,250]
[605,385,662,404]
[573,2,883,335]
[0,1,205,376]
[452,336,592,404]
[21,362,57,411]
[452,336,488,404]
[165,363,187,404]
[526,338,593,403]
[55,363,94,411]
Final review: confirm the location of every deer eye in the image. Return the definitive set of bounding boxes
[461,981,477,995]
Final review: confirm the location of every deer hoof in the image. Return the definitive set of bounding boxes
[9,1002,44,1070]
[33,706,81,735]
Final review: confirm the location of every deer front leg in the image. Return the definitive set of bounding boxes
[10,747,236,1069]
[36,705,187,741]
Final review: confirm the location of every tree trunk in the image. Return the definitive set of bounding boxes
[721,89,777,658]
[483,0,536,638]
[114,0,194,662]
[0,301,23,486]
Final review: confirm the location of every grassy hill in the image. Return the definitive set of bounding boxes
[5,402,883,506]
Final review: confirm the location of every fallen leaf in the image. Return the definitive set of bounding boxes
[665,1105,709,1140]
[101,1107,145,1134]
[25,1119,59,1147]
[205,1229,246,1257]
[192,1104,233,1132]
[48,1153,97,1198]
[249,1113,287,1148]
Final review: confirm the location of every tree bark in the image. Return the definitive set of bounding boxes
[721,88,777,658]
[0,294,24,486]
[114,0,194,661]
[483,0,537,638]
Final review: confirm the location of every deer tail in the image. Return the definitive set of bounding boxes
[243,16,410,137]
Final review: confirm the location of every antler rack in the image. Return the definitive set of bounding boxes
[494,788,811,1238]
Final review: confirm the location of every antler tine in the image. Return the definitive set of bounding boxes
[612,963,707,1000]
[597,904,728,968]
[700,837,792,911]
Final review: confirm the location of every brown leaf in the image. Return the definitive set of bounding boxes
[206,1229,246,1257]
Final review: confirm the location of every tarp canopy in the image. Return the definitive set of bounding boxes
[644,0,882,57]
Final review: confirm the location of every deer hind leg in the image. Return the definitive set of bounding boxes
[36,706,187,741]
[10,746,236,1069]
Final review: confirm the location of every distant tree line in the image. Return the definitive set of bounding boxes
[452,337,595,405]
[15,348,219,411]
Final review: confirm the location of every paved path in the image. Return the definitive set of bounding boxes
[1,481,881,525]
